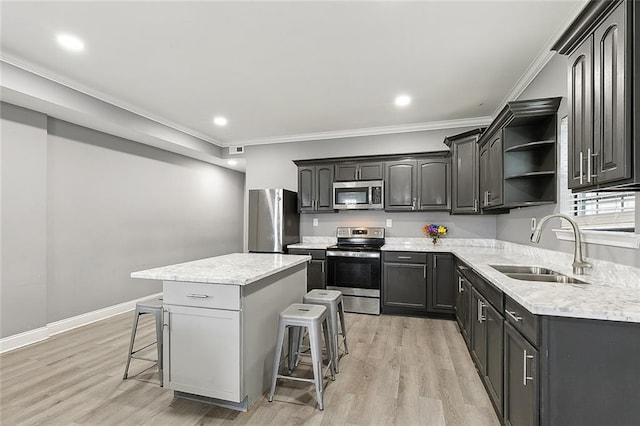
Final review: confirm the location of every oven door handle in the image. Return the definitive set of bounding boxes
[326,251,380,259]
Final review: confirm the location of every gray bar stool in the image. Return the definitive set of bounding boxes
[123,299,163,386]
[303,289,349,374]
[268,303,335,410]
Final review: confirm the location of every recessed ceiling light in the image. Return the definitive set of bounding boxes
[227,159,238,166]
[213,116,228,126]
[394,95,411,107]
[56,34,84,52]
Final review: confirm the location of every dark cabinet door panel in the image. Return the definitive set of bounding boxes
[504,323,538,426]
[334,164,358,182]
[568,36,594,190]
[485,303,504,415]
[316,164,334,211]
[383,263,427,310]
[594,2,631,184]
[428,254,454,313]
[417,159,450,211]
[489,133,503,206]
[298,167,314,211]
[471,289,487,374]
[452,138,479,213]
[359,162,384,180]
[307,260,326,291]
[385,161,417,210]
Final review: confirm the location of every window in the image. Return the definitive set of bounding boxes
[559,116,636,232]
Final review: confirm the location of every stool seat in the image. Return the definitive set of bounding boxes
[304,289,342,304]
[280,303,327,323]
[136,299,163,310]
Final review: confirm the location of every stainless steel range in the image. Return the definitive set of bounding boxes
[326,226,385,315]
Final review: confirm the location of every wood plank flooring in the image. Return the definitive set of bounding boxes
[0,312,499,425]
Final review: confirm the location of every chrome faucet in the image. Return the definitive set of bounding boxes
[530,213,592,275]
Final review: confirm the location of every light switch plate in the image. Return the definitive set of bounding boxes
[313,218,318,227]
[386,219,392,228]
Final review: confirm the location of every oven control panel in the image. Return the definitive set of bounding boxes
[336,227,385,238]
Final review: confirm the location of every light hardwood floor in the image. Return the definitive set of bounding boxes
[0,312,499,425]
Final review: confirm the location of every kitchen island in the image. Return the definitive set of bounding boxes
[131,253,310,411]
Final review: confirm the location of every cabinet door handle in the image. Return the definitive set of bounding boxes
[458,276,463,293]
[163,309,170,328]
[186,293,210,298]
[321,261,325,273]
[397,256,412,259]
[523,350,534,386]
[587,148,591,183]
[579,151,584,185]
[589,149,599,182]
[477,299,486,323]
[433,256,438,269]
[423,265,427,279]
[412,198,417,210]
[474,198,478,212]
[505,310,522,323]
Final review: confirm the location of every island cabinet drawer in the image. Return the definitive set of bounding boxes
[383,251,427,264]
[163,281,240,311]
[504,296,539,346]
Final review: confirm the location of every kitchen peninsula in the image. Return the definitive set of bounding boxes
[131,253,310,411]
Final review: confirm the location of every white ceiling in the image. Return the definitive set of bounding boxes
[1,1,584,148]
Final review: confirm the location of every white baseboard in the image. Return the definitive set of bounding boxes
[0,292,163,354]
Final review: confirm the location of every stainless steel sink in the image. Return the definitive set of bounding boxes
[504,273,587,284]
[490,265,556,275]
[490,264,588,285]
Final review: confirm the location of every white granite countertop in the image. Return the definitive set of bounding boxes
[131,253,310,286]
[287,236,336,250]
[381,238,640,323]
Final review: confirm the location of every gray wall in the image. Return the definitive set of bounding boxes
[496,54,639,267]
[1,103,245,337]
[245,129,498,241]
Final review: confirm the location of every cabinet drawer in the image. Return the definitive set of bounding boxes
[383,251,427,264]
[504,296,540,347]
[163,281,240,311]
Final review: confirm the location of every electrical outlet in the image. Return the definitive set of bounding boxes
[531,217,537,231]
[386,219,392,228]
[313,218,318,227]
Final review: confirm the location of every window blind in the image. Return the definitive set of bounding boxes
[567,191,635,229]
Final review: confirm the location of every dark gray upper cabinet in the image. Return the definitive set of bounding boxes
[297,164,334,213]
[334,161,384,181]
[385,154,451,212]
[445,129,483,214]
[417,159,450,211]
[427,253,454,314]
[568,35,595,190]
[385,160,418,210]
[553,0,639,191]
[478,97,561,210]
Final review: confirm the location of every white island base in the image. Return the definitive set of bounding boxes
[132,253,309,411]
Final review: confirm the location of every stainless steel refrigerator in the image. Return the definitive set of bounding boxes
[248,189,300,253]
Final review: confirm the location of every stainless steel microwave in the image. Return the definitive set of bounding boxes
[333,180,384,210]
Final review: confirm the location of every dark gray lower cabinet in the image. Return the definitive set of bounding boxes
[470,289,487,373]
[455,268,472,347]
[504,322,538,426]
[484,302,504,416]
[383,252,454,315]
[427,253,454,313]
[382,262,427,311]
[287,248,326,291]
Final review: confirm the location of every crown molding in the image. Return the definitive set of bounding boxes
[493,0,589,115]
[0,55,223,147]
[230,116,493,147]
